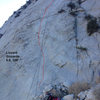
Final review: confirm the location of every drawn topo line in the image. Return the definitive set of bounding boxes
[38,0,54,86]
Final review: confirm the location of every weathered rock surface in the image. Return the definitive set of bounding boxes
[0,0,100,100]
[63,94,74,100]
[78,90,88,100]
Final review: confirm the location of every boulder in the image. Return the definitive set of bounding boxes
[63,94,74,100]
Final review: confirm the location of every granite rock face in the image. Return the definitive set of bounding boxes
[0,0,100,100]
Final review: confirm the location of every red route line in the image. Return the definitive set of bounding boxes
[38,0,54,86]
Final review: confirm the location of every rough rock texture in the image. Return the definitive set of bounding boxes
[0,0,100,100]
[63,94,74,100]
[85,89,96,100]
[78,91,88,100]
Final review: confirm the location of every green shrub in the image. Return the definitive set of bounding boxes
[87,19,99,36]
[67,2,76,10]
[78,0,81,4]
[22,4,27,9]
[85,14,93,21]
[13,11,16,15]
[15,11,21,18]
[26,0,31,5]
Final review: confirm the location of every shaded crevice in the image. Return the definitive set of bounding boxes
[89,60,92,68]
[91,70,95,82]
[68,36,76,42]
[85,51,95,82]
[55,62,67,68]
[67,1,82,77]
[74,16,79,77]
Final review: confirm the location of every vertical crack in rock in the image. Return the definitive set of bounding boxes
[85,50,96,82]
[89,60,92,68]
[74,16,79,77]
[91,70,95,82]
[26,61,41,100]
[26,63,38,100]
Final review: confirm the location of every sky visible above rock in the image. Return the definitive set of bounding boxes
[0,0,26,27]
